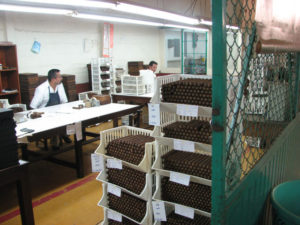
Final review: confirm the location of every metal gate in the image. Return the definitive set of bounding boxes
[211,0,300,224]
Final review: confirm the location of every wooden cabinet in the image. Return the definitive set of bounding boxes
[0,42,21,104]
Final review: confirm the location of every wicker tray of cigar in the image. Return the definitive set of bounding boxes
[94,126,155,173]
[151,74,212,104]
[153,173,211,218]
[98,183,152,225]
[152,136,211,186]
[96,160,153,201]
[153,202,211,225]
[100,207,143,225]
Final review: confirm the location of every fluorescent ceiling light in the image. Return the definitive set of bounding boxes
[200,19,239,30]
[0,4,72,14]
[75,13,164,27]
[18,0,115,9]
[226,25,239,30]
[200,19,212,26]
[116,3,199,25]
[18,0,199,25]
[165,24,209,32]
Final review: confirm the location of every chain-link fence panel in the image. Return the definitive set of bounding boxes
[224,0,298,193]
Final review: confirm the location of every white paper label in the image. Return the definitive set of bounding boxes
[75,122,82,141]
[170,172,190,186]
[176,104,198,117]
[107,210,122,222]
[175,204,194,219]
[66,124,75,135]
[148,103,160,126]
[174,139,195,152]
[91,154,104,172]
[152,201,167,221]
[107,158,122,170]
[108,183,121,197]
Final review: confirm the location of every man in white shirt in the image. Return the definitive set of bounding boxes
[30,69,68,109]
[30,69,71,148]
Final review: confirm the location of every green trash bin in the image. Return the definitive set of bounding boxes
[271,180,300,225]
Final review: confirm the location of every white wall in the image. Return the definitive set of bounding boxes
[112,24,161,72]
[1,12,101,84]
[0,12,166,83]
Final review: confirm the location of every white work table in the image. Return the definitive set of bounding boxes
[16,101,142,178]
[16,101,139,138]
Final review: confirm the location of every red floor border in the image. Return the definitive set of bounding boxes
[0,173,98,224]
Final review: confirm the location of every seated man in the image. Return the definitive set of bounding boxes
[30,69,67,109]
[30,69,71,148]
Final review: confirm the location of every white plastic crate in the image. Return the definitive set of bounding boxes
[96,169,152,201]
[153,201,211,225]
[151,74,212,104]
[122,75,144,85]
[122,85,145,95]
[152,172,211,218]
[122,75,146,95]
[94,126,155,173]
[98,183,152,225]
[152,136,211,187]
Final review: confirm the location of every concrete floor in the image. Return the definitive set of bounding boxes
[0,122,117,225]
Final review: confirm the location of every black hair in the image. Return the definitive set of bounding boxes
[149,61,158,67]
[48,69,60,82]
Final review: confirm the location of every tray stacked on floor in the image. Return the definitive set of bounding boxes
[161,79,212,107]
[62,74,77,102]
[162,120,212,144]
[128,61,144,76]
[108,217,139,225]
[162,211,210,225]
[0,109,19,169]
[162,150,211,180]
[107,165,146,195]
[161,177,211,212]
[38,75,48,85]
[106,135,154,165]
[95,127,155,225]
[151,75,212,224]
[19,73,39,108]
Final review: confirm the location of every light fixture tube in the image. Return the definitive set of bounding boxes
[0,4,72,15]
[200,19,239,30]
[18,0,200,25]
[75,13,164,27]
[17,0,115,9]
[164,24,209,32]
[116,3,200,25]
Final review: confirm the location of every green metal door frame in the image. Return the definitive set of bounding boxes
[211,0,227,224]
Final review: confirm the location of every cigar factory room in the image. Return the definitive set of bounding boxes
[0,0,300,225]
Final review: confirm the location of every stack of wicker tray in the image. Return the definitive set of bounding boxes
[62,74,77,101]
[19,73,39,108]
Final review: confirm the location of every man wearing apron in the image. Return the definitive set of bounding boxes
[30,69,71,149]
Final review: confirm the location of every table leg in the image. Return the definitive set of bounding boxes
[74,135,84,178]
[136,109,141,127]
[129,114,133,126]
[21,144,29,160]
[16,166,35,225]
[113,118,119,127]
